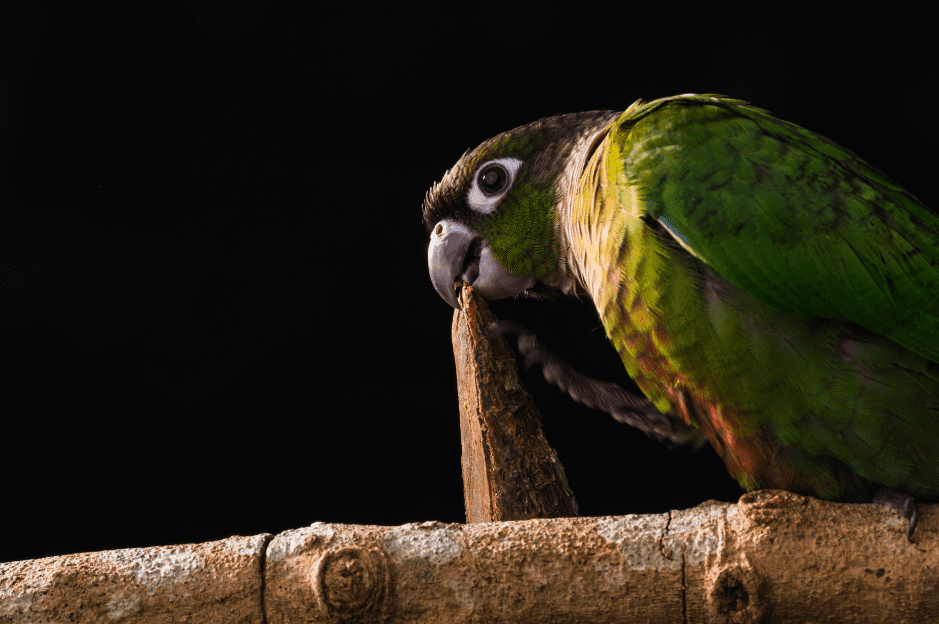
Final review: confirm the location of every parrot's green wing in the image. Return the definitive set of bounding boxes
[569,94,939,504]
[615,94,939,364]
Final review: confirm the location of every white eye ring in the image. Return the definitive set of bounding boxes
[467,157,522,214]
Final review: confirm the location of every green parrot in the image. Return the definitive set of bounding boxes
[424,94,939,540]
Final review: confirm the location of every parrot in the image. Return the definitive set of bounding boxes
[423,94,939,540]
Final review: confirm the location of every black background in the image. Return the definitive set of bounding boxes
[1,3,934,563]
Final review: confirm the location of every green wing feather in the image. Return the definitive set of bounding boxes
[617,94,939,364]
[571,94,939,500]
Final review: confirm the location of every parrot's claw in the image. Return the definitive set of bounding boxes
[871,488,918,542]
[489,320,708,450]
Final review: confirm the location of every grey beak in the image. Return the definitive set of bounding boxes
[428,219,537,310]
[428,220,475,309]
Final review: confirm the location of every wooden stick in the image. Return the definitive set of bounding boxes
[452,284,578,523]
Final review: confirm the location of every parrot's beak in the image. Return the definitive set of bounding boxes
[428,220,472,309]
[428,219,535,310]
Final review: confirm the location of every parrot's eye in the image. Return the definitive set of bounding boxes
[478,164,508,195]
[466,157,522,215]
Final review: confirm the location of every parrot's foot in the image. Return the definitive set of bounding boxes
[871,488,918,542]
[489,320,707,450]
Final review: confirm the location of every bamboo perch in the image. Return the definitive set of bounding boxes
[1,499,936,623]
[2,287,936,622]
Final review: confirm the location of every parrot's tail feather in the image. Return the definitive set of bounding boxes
[489,320,709,450]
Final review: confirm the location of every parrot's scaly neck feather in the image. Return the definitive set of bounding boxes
[553,111,621,296]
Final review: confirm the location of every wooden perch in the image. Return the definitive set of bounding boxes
[2,285,937,621]
[1,498,936,622]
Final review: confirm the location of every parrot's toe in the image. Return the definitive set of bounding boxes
[488,320,707,449]
[871,488,918,542]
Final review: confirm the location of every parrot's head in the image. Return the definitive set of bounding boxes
[424,111,620,309]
